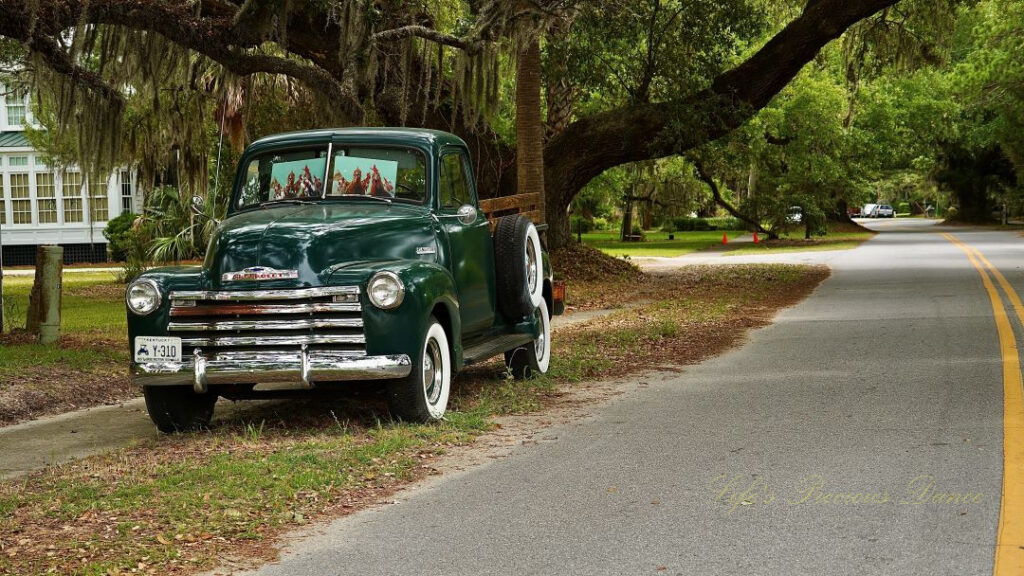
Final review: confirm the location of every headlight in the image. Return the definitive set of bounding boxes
[126,278,162,315]
[367,271,405,310]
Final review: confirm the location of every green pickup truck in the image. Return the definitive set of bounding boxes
[126,128,565,432]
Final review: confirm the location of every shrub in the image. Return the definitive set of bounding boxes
[570,215,595,234]
[671,217,713,231]
[707,217,747,231]
[592,217,610,231]
[117,224,152,283]
[103,211,139,261]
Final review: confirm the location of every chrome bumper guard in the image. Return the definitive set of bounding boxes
[132,347,412,393]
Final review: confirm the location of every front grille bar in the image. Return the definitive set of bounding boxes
[168,318,364,332]
[170,302,360,317]
[170,285,359,302]
[180,334,366,348]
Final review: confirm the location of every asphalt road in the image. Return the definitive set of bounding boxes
[243,219,1021,576]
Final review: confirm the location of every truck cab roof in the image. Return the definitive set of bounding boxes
[247,128,469,155]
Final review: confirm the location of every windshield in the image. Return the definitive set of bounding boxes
[236,145,428,210]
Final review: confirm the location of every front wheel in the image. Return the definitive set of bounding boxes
[143,386,217,433]
[505,303,551,380]
[387,317,452,422]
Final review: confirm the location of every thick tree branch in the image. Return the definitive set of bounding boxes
[24,31,125,109]
[0,0,363,119]
[373,25,488,54]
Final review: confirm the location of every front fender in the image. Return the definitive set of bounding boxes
[330,260,463,367]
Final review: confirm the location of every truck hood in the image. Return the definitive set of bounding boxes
[204,202,438,290]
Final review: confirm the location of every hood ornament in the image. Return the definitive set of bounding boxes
[222,266,299,282]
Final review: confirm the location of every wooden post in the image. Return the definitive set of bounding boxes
[26,245,63,344]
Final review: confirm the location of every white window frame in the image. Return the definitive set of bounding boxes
[1,88,31,131]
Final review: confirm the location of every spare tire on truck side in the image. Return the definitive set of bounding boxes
[494,214,545,320]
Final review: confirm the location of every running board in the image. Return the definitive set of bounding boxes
[462,334,535,366]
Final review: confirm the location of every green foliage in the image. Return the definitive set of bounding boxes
[570,215,595,234]
[102,211,139,261]
[144,185,226,263]
[559,0,765,107]
[671,217,714,232]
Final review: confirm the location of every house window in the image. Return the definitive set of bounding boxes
[89,176,108,222]
[62,171,84,223]
[0,176,5,226]
[10,173,31,224]
[120,170,134,213]
[8,156,28,167]
[36,172,57,223]
[5,91,26,126]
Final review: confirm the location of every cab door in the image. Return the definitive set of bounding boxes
[437,147,496,336]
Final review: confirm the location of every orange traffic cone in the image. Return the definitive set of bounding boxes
[753,231,759,244]
[722,233,728,245]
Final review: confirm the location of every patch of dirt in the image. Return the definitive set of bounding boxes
[0,334,134,426]
[550,242,644,283]
[67,281,126,299]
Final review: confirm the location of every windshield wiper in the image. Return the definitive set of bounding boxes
[261,198,316,208]
[330,194,393,207]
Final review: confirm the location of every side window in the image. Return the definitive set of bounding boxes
[440,152,473,210]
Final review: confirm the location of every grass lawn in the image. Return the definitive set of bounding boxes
[2,271,125,340]
[0,264,829,576]
[580,230,738,258]
[1,271,131,425]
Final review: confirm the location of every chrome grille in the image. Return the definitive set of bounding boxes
[168,286,365,355]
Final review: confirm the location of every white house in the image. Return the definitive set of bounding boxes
[0,84,140,266]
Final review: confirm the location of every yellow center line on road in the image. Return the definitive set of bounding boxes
[943,232,1024,575]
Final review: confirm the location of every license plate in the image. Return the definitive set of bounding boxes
[134,336,182,363]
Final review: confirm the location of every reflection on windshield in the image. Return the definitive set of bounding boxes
[270,158,325,199]
[237,145,427,210]
[331,156,396,197]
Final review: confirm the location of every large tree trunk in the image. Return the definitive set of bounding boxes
[516,40,546,224]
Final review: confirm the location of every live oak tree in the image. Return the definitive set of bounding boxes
[0,0,904,248]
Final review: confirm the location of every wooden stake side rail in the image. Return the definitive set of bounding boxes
[479,193,542,226]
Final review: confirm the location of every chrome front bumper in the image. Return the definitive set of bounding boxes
[132,348,412,393]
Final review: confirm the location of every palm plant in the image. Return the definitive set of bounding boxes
[145,185,224,263]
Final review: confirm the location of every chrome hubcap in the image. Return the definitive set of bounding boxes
[423,339,444,405]
[526,241,538,294]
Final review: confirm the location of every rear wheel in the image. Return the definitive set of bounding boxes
[143,386,217,433]
[505,302,551,380]
[387,317,451,422]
